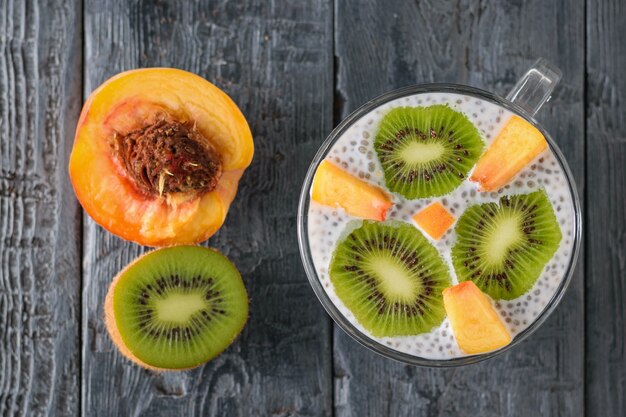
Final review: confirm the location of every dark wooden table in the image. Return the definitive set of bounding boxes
[1,0,624,416]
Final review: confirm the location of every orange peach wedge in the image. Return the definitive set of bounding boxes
[412,202,455,240]
[470,115,547,192]
[443,281,512,354]
[69,68,254,246]
[311,160,392,221]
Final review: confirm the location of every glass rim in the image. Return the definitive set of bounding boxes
[297,83,582,367]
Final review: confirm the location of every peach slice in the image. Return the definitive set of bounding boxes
[470,115,547,192]
[311,160,392,221]
[443,281,511,354]
[412,202,455,240]
[69,68,254,246]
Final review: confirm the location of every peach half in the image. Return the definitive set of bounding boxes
[69,68,253,246]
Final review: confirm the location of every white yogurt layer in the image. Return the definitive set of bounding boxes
[307,92,576,360]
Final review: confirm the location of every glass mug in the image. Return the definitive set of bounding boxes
[297,59,582,366]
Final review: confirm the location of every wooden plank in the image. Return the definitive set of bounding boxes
[333,1,585,416]
[81,1,333,416]
[0,0,82,416]
[586,1,626,416]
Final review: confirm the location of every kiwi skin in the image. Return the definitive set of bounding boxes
[104,247,248,371]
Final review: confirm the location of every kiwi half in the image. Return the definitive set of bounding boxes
[452,189,562,300]
[104,246,248,370]
[330,221,451,337]
[375,105,484,199]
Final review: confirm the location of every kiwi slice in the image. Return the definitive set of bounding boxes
[452,189,562,300]
[374,105,484,199]
[104,246,248,370]
[330,221,451,337]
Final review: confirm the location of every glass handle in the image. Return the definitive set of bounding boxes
[506,58,562,117]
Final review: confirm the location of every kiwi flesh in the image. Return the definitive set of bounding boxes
[452,189,562,300]
[375,105,484,199]
[330,220,451,337]
[104,246,248,370]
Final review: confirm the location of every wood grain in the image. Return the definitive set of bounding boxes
[81,1,332,416]
[3,0,623,415]
[333,1,585,416]
[586,0,626,416]
[0,0,82,416]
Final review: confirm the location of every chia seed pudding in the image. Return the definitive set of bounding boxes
[306,92,576,360]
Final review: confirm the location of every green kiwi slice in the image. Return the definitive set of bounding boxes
[374,105,484,199]
[452,189,562,300]
[105,246,248,370]
[330,221,451,337]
